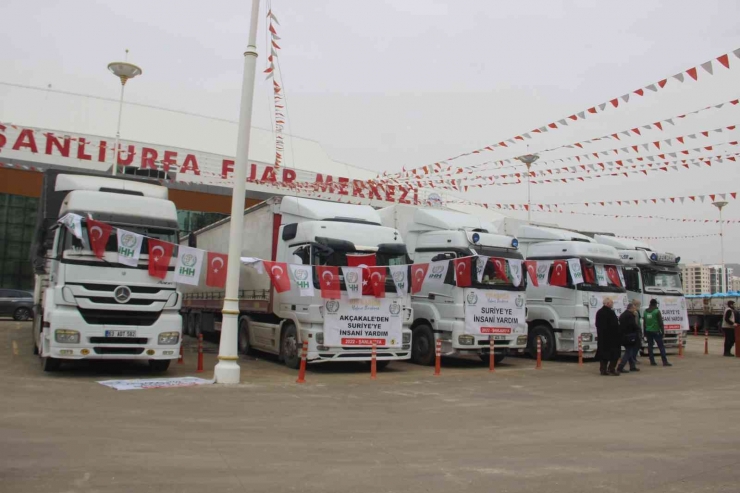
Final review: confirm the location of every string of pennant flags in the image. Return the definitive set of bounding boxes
[263,6,285,168]
[381,47,740,181]
[623,234,720,240]
[57,212,626,296]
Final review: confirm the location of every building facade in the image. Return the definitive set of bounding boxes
[708,265,734,294]
[680,263,711,295]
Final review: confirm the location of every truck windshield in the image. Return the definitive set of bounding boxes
[62,222,179,255]
[642,267,682,292]
[557,260,626,293]
[474,259,525,291]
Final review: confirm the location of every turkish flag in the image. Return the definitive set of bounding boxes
[368,266,387,298]
[263,260,291,293]
[316,265,341,299]
[453,257,472,287]
[523,260,539,287]
[605,265,622,287]
[86,219,112,259]
[147,238,174,279]
[491,257,509,282]
[411,263,429,294]
[551,260,568,287]
[583,264,596,284]
[206,252,228,288]
[347,253,376,295]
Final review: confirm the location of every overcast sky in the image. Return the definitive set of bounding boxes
[1,0,740,265]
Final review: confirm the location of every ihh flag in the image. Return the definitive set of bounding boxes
[289,264,315,297]
[116,229,144,267]
[175,246,205,286]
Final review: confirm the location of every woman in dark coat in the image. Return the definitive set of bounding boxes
[595,298,621,376]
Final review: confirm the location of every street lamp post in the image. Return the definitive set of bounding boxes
[713,201,729,293]
[515,154,540,222]
[213,0,261,384]
[107,53,142,176]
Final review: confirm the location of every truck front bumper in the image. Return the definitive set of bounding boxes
[303,327,412,363]
[45,306,182,360]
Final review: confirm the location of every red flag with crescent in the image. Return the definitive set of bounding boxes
[411,263,429,294]
[147,238,174,279]
[453,257,472,287]
[263,260,291,293]
[551,260,568,287]
[583,263,596,284]
[86,219,112,259]
[206,252,228,288]
[523,260,538,287]
[492,257,509,282]
[347,254,376,295]
[605,265,622,287]
[368,266,387,298]
[316,265,341,299]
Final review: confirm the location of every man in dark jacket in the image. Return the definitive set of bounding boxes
[617,303,641,373]
[596,298,621,376]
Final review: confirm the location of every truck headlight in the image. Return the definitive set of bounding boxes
[55,329,80,344]
[581,333,593,342]
[458,335,474,345]
[316,333,324,345]
[158,332,180,345]
[517,335,527,345]
[402,332,411,344]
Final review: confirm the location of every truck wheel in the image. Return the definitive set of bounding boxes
[364,360,391,371]
[238,318,252,355]
[186,312,195,337]
[411,324,435,366]
[281,324,301,369]
[528,324,556,360]
[148,360,171,373]
[41,355,61,372]
[13,307,32,321]
[478,354,506,365]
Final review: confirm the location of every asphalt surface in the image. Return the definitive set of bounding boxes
[2,320,739,493]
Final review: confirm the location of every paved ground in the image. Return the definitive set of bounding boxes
[2,321,739,493]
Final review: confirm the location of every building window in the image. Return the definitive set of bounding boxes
[0,193,38,290]
[177,211,228,236]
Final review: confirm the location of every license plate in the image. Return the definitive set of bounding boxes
[494,335,507,341]
[105,330,136,337]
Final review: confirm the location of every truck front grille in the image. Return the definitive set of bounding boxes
[75,283,170,294]
[86,297,155,306]
[78,308,161,326]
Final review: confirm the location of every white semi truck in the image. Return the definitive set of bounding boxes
[594,235,688,349]
[181,196,413,368]
[515,225,629,360]
[31,170,183,372]
[378,205,527,365]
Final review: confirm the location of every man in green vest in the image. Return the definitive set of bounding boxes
[644,298,672,367]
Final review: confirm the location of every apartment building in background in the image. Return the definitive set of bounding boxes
[681,264,711,295]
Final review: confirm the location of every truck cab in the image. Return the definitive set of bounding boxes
[594,235,688,348]
[518,225,628,360]
[32,172,182,372]
[379,205,527,365]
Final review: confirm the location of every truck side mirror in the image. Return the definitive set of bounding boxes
[188,233,197,248]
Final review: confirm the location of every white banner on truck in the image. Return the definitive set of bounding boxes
[464,288,527,336]
[586,292,630,331]
[653,295,689,332]
[323,297,403,348]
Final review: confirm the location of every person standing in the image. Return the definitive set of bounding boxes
[596,297,621,376]
[644,299,672,367]
[722,300,737,357]
[617,303,641,373]
[631,299,643,366]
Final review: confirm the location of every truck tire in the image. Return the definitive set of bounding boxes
[479,354,507,365]
[186,312,196,337]
[193,313,202,338]
[13,307,32,321]
[281,324,301,369]
[148,360,171,373]
[528,324,556,360]
[238,318,252,355]
[41,355,61,372]
[411,324,436,366]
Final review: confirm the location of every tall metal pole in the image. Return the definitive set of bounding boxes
[112,83,126,176]
[515,154,539,223]
[214,0,260,384]
[713,201,728,293]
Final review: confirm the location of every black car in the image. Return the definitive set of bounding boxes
[0,289,34,321]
